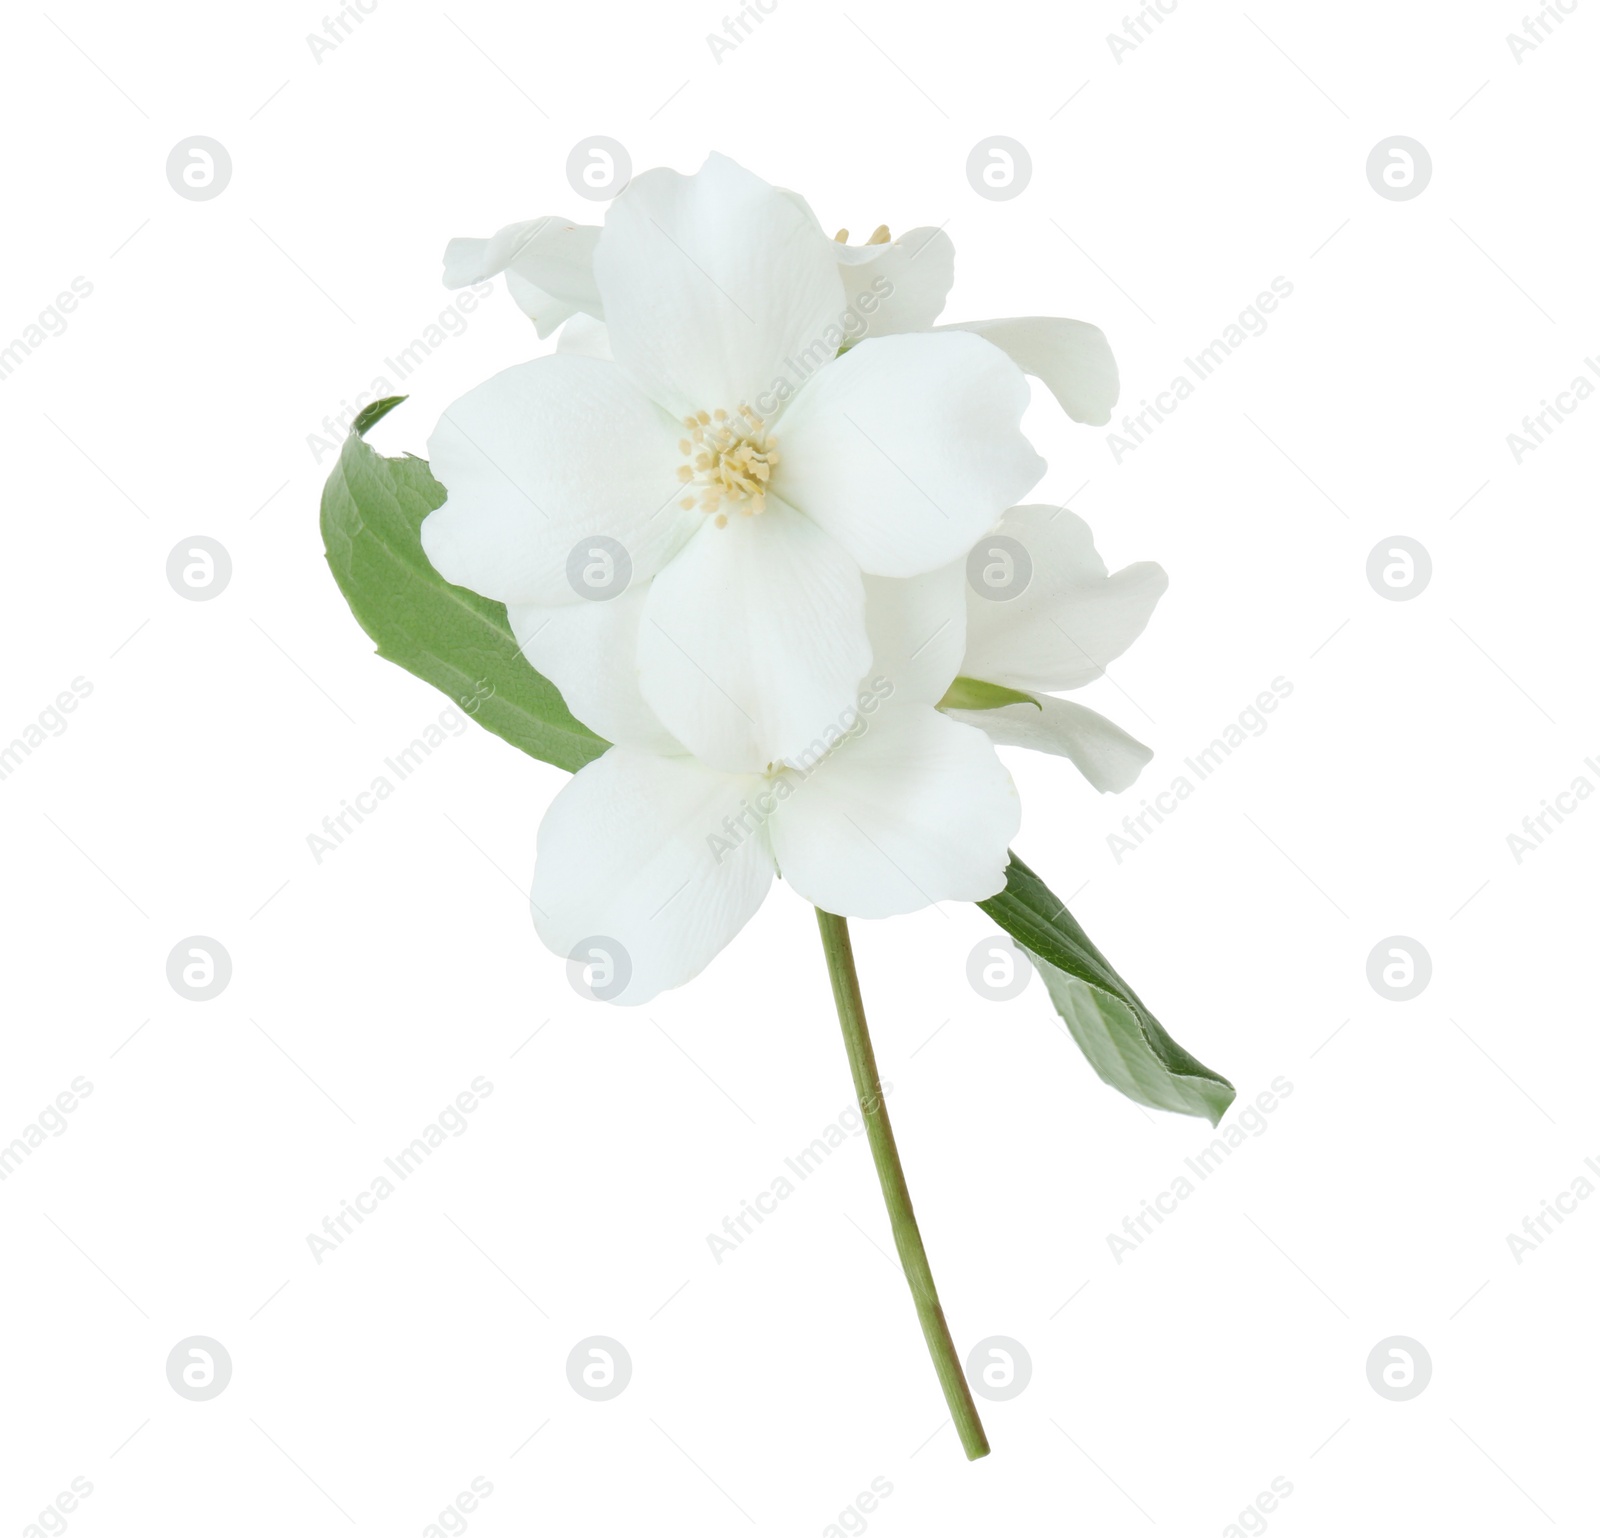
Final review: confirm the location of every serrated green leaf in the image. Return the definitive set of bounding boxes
[936,676,1041,712]
[320,396,609,774]
[979,852,1235,1125]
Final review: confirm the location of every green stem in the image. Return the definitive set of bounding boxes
[814,908,991,1461]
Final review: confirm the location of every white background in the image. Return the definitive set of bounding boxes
[2,1,1597,1533]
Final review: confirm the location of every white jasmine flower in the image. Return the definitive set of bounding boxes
[942,505,1168,792]
[324,151,1221,1460]
[443,186,1121,423]
[422,153,1044,774]
[529,567,1018,1005]
[439,205,956,342]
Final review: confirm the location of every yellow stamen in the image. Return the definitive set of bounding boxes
[676,405,780,524]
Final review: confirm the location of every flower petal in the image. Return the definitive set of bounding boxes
[773,187,956,335]
[963,504,1168,692]
[595,153,847,418]
[555,313,613,359]
[773,331,1045,577]
[639,494,871,772]
[939,317,1119,426]
[551,251,949,364]
[531,748,773,1005]
[863,565,966,708]
[422,354,693,608]
[770,705,1019,918]
[507,586,682,755]
[946,694,1153,793]
[835,227,957,335]
[504,276,575,339]
[443,217,604,337]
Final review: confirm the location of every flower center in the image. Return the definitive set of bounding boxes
[677,407,779,527]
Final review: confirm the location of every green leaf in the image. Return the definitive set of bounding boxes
[936,676,1041,712]
[979,852,1235,1125]
[320,396,609,774]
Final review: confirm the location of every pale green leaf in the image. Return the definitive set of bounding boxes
[979,852,1235,1124]
[320,396,609,774]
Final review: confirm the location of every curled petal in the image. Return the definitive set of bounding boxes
[939,317,1119,427]
[963,504,1167,693]
[834,227,957,336]
[946,694,1153,793]
[443,217,604,337]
